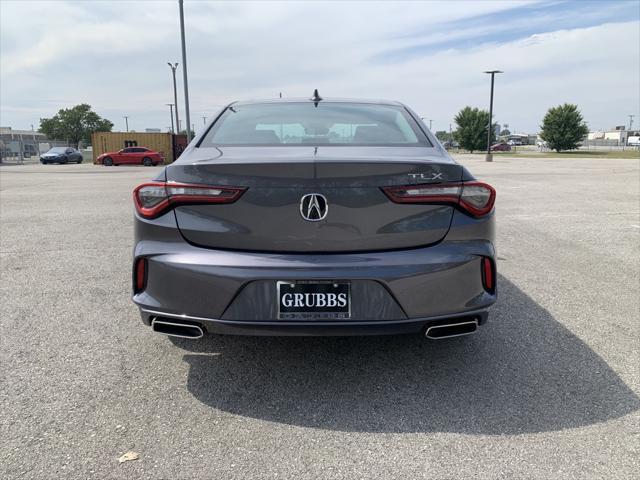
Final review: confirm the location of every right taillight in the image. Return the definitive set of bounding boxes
[133,181,247,219]
[381,181,495,218]
[459,182,496,217]
[133,257,147,294]
[481,257,495,293]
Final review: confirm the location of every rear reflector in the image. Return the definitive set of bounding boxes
[133,181,246,219]
[481,257,495,293]
[134,257,147,293]
[382,181,495,217]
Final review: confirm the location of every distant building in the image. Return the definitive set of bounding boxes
[587,126,639,146]
[505,133,537,145]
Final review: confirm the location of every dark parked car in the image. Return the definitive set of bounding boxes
[491,143,511,152]
[40,147,83,164]
[132,96,496,341]
[97,147,164,166]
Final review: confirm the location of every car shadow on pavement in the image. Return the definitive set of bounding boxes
[172,275,639,434]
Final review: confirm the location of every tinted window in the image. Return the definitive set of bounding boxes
[200,103,431,146]
[48,147,67,154]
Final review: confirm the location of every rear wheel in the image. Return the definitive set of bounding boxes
[76,156,83,164]
[143,157,153,167]
[103,156,113,166]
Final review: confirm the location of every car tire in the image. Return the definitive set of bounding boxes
[143,157,153,167]
[103,157,113,166]
[77,157,83,164]
[62,157,68,164]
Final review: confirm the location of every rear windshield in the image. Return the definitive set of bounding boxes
[199,102,431,147]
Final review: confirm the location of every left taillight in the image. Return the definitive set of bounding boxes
[381,181,496,218]
[133,181,246,219]
[133,257,147,294]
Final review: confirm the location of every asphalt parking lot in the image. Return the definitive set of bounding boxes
[1,155,639,479]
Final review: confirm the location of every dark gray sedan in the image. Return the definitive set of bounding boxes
[40,147,83,164]
[132,97,496,340]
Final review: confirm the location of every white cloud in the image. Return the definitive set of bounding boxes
[1,0,638,133]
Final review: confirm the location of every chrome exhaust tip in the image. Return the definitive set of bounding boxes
[151,317,204,339]
[425,319,478,340]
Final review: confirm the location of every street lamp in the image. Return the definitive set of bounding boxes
[483,70,503,162]
[167,63,180,134]
[123,115,129,132]
[178,0,192,141]
[166,103,175,133]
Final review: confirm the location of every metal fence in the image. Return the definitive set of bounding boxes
[0,133,69,164]
[581,139,639,151]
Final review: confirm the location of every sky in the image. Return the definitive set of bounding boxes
[1,0,639,134]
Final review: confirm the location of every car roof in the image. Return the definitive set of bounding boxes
[230,97,405,107]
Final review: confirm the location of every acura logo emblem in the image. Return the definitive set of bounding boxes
[300,193,328,221]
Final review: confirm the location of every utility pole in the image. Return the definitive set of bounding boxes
[166,104,175,133]
[167,63,180,135]
[202,116,207,126]
[124,116,129,132]
[449,123,452,142]
[429,119,433,130]
[483,70,503,162]
[629,114,635,131]
[31,124,40,155]
[178,0,192,141]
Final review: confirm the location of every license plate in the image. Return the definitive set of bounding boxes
[277,281,351,319]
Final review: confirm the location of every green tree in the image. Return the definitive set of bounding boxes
[539,103,589,152]
[501,128,511,136]
[39,104,113,147]
[435,130,453,142]
[453,106,496,153]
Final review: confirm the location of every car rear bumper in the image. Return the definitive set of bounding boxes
[139,307,489,336]
[133,215,496,336]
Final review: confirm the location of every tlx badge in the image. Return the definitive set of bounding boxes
[408,172,445,181]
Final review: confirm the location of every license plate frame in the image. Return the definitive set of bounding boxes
[276,281,351,320]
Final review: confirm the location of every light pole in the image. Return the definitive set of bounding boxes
[429,119,433,130]
[124,116,129,132]
[629,114,635,130]
[483,70,503,162]
[166,104,175,133]
[167,63,180,134]
[178,0,192,141]
[202,116,207,126]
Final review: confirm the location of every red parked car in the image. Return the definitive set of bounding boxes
[490,143,511,152]
[97,147,164,166]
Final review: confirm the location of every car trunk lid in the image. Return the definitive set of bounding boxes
[167,146,462,252]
